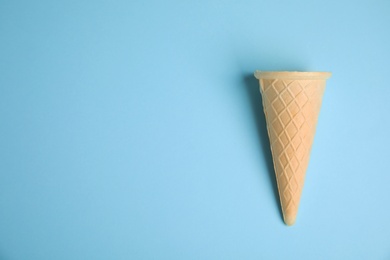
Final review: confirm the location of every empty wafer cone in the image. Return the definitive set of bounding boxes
[254,71,331,226]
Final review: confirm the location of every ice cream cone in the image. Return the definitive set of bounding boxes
[254,71,331,226]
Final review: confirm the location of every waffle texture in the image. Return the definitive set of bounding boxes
[255,71,330,226]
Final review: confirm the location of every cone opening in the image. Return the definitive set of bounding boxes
[254,71,331,80]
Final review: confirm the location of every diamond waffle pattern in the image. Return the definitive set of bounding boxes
[260,78,326,220]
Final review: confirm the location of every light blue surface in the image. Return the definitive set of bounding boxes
[1,0,390,259]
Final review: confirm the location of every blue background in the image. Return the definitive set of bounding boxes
[1,0,390,259]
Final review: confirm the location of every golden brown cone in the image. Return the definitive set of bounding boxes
[254,71,331,226]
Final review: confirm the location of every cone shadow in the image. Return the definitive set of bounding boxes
[242,74,283,222]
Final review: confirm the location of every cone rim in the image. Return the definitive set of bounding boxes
[254,71,331,80]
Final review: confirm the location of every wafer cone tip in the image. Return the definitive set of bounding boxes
[284,215,296,226]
